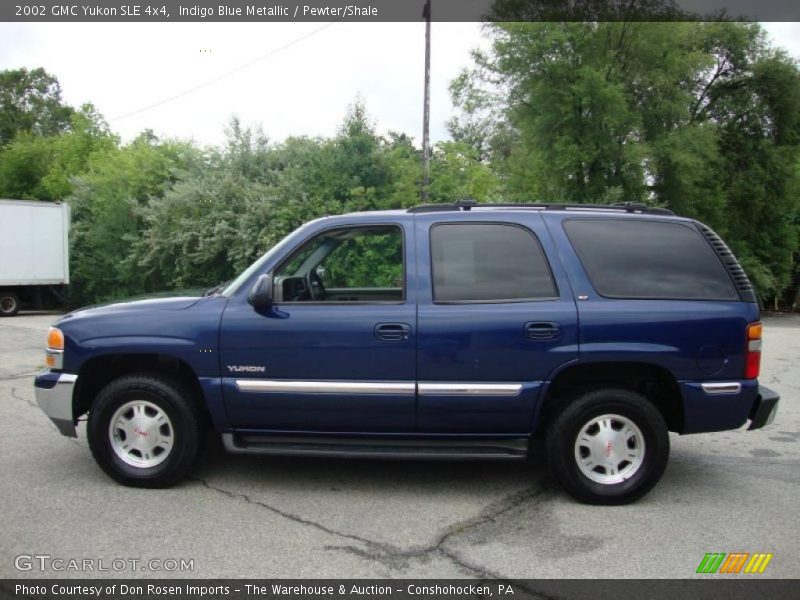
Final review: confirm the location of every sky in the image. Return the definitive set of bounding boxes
[0,21,798,149]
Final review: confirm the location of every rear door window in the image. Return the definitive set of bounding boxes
[563,219,738,300]
[430,223,557,302]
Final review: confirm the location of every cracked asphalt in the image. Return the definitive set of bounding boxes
[1,313,798,579]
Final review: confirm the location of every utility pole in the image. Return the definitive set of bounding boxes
[421,0,431,202]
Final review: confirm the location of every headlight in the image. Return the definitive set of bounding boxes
[46,327,64,369]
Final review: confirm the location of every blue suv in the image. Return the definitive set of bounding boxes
[34,201,780,504]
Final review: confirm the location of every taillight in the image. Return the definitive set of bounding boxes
[745,322,762,379]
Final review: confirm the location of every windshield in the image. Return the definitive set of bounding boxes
[221,227,305,297]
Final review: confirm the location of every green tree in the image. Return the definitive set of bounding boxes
[0,67,74,146]
[0,132,52,199]
[711,51,800,297]
[429,141,500,202]
[0,104,116,200]
[67,133,200,304]
[126,120,280,293]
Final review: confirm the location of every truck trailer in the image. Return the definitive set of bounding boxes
[0,199,70,317]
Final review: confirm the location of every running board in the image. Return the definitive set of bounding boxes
[221,433,528,460]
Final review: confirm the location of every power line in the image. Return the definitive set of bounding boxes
[110,22,336,122]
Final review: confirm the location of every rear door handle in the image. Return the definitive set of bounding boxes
[525,321,560,341]
[375,323,411,341]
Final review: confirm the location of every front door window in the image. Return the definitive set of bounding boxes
[274,225,404,303]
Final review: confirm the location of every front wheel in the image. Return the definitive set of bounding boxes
[87,374,203,487]
[545,388,669,505]
[0,291,20,317]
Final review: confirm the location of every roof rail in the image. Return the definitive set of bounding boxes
[407,200,673,216]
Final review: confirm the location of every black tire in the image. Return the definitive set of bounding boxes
[0,291,20,317]
[87,373,203,487]
[545,388,669,505]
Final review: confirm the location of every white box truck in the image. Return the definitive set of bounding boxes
[0,199,70,317]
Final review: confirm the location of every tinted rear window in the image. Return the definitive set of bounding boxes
[431,223,557,302]
[563,219,738,301]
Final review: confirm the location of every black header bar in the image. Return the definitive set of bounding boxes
[1,579,797,600]
[3,0,800,22]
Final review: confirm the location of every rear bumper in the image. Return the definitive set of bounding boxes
[33,370,78,438]
[681,379,779,433]
[748,385,779,430]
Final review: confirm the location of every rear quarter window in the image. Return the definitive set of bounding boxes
[563,219,738,301]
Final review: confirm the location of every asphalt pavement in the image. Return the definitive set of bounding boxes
[1,312,798,579]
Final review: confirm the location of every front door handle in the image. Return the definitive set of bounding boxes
[525,321,561,341]
[375,323,411,341]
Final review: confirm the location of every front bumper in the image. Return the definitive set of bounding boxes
[748,384,780,430]
[34,371,78,437]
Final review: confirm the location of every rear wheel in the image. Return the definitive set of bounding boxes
[88,374,203,487]
[545,388,669,505]
[0,291,20,317]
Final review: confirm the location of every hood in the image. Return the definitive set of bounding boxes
[59,294,204,323]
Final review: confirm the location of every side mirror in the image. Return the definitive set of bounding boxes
[248,273,274,311]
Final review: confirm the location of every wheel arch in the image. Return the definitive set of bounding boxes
[536,361,684,435]
[74,353,210,426]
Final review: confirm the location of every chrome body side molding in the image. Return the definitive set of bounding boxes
[700,382,742,395]
[417,383,522,396]
[234,379,524,397]
[234,380,414,395]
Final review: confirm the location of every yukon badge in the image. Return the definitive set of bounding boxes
[227,365,266,373]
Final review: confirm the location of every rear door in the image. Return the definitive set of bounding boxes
[414,212,579,433]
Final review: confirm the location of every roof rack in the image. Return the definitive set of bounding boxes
[407,199,673,216]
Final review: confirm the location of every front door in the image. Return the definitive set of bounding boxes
[414,213,579,434]
[220,220,416,432]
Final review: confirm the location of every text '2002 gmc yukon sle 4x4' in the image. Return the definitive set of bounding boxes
[34,201,780,504]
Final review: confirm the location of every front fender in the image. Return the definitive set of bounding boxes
[57,296,227,377]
